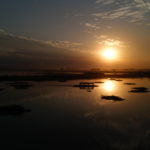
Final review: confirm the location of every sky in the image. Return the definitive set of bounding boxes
[0,0,150,70]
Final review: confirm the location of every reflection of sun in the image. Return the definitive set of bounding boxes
[103,80,115,92]
[101,47,117,60]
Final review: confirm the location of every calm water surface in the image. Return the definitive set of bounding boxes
[0,78,150,150]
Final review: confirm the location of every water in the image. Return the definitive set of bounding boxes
[0,78,150,150]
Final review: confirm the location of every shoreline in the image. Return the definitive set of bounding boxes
[0,71,150,81]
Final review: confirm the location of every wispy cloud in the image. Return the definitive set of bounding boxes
[93,0,150,25]
[0,28,84,52]
[83,0,149,45]
[0,29,98,69]
[95,0,116,5]
[84,22,100,30]
[94,34,127,48]
[45,40,83,51]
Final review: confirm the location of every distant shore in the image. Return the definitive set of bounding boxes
[0,70,150,81]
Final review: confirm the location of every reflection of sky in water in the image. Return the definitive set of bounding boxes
[0,78,150,149]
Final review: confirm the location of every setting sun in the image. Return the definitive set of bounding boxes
[102,48,117,60]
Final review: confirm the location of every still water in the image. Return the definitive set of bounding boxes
[0,78,150,150]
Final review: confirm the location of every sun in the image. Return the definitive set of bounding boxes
[101,47,117,60]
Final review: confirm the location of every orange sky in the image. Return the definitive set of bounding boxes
[0,0,150,69]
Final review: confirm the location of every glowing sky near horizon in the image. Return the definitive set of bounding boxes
[0,0,149,69]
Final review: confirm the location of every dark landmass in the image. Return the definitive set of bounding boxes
[94,81,104,83]
[101,95,125,101]
[0,105,31,115]
[129,90,149,93]
[73,82,98,92]
[124,83,136,85]
[115,79,123,81]
[109,78,116,80]
[132,87,148,90]
[8,81,32,89]
[129,87,149,93]
[73,82,98,88]
[0,70,150,81]
[109,78,123,81]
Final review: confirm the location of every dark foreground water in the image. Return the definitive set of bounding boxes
[0,78,150,150]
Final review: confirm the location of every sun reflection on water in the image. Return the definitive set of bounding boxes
[103,80,116,92]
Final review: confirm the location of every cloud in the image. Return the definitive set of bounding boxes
[0,29,7,34]
[95,0,116,5]
[95,35,127,48]
[0,29,100,69]
[93,0,150,25]
[83,0,149,44]
[84,22,100,30]
[45,40,83,51]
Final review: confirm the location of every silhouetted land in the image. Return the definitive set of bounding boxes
[124,83,136,85]
[94,81,104,83]
[0,70,150,81]
[8,81,32,89]
[73,82,98,87]
[129,87,149,93]
[0,105,31,115]
[101,95,125,101]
